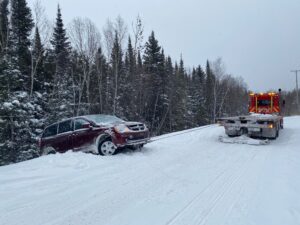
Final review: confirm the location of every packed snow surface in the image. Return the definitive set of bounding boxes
[1,117,300,225]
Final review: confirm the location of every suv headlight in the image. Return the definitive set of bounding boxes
[144,124,148,131]
[114,124,130,133]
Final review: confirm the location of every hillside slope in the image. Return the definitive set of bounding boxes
[1,117,300,225]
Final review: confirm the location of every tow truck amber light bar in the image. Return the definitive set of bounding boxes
[249,92,278,96]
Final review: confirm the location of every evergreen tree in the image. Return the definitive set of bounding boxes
[0,0,9,101]
[0,0,9,53]
[173,57,188,130]
[0,0,44,165]
[10,0,34,89]
[143,31,164,134]
[163,56,174,132]
[0,63,43,165]
[136,50,145,120]
[205,60,215,123]
[89,47,109,114]
[110,32,123,116]
[122,37,138,120]
[49,5,73,121]
[143,31,162,74]
[51,5,71,78]
[32,27,45,93]
[194,65,206,125]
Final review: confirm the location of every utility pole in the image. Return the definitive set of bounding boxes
[291,70,300,113]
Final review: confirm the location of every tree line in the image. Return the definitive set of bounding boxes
[1,0,296,166]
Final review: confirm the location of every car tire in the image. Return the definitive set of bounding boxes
[42,146,56,156]
[98,139,117,156]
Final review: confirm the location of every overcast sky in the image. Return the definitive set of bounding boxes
[27,0,300,92]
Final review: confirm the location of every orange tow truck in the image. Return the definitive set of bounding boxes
[218,90,284,144]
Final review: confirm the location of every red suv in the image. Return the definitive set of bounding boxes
[39,115,150,156]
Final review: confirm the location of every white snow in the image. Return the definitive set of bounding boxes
[219,134,270,145]
[3,102,13,109]
[12,100,20,106]
[1,117,300,225]
[249,113,280,118]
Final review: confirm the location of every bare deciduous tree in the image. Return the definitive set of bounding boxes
[103,16,128,60]
[29,0,53,97]
[211,57,226,122]
[33,0,52,47]
[114,15,128,49]
[132,15,144,56]
[69,17,101,62]
[68,17,102,114]
[103,19,114,61]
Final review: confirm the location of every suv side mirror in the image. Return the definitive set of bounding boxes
[82,123,92,130]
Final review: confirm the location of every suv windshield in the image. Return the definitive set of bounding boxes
[84,115,124,125]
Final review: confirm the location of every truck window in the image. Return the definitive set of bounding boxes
[258,100,271,107]
[43,124,58,138]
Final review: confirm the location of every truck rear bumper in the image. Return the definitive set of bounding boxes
[224,125,277,138]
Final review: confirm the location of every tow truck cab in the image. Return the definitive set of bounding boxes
[249,92,281,115]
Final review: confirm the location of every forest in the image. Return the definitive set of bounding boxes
[0,0,298,166]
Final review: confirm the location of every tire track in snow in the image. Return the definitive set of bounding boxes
[165,149,259,225]
[222,149,271,225]
[195,150,260,225]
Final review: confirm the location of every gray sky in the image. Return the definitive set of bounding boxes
[27,0,300,91]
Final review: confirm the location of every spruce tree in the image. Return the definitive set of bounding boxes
[49,5,73,121]
[0,0,44,165]
[32,27,45,93]
[51,5,71,78]
[143,31,164,133]
[0,0,9,100]
[110,32,123,116]
[136,50,144,120]
[173,57,187,130]
[10,0,34,89]
[122,37,137,120]
[0,0,9,53]
[143,31,162,74]
[195,65,206,125]
[164,56,174,132]
[205,60,215,123]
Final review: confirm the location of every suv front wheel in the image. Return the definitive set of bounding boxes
[42,146,56,156]
[98,139,117,156]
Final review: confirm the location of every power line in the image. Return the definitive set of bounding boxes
[291,70,300,113]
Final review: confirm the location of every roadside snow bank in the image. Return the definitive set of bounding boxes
[0,117,300,225]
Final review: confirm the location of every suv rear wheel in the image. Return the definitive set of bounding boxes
[98,139,117,156]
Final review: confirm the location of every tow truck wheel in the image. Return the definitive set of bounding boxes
[276,124,280,138]
[280,121,284,129]
[98,139,117,156]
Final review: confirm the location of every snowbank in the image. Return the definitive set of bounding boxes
[0,117,300,225]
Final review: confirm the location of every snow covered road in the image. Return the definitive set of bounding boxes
[1,117,300,225]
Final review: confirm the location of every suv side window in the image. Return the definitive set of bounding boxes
[58,120,73,134]
[74,119,90,130]
[43,124,58,138]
